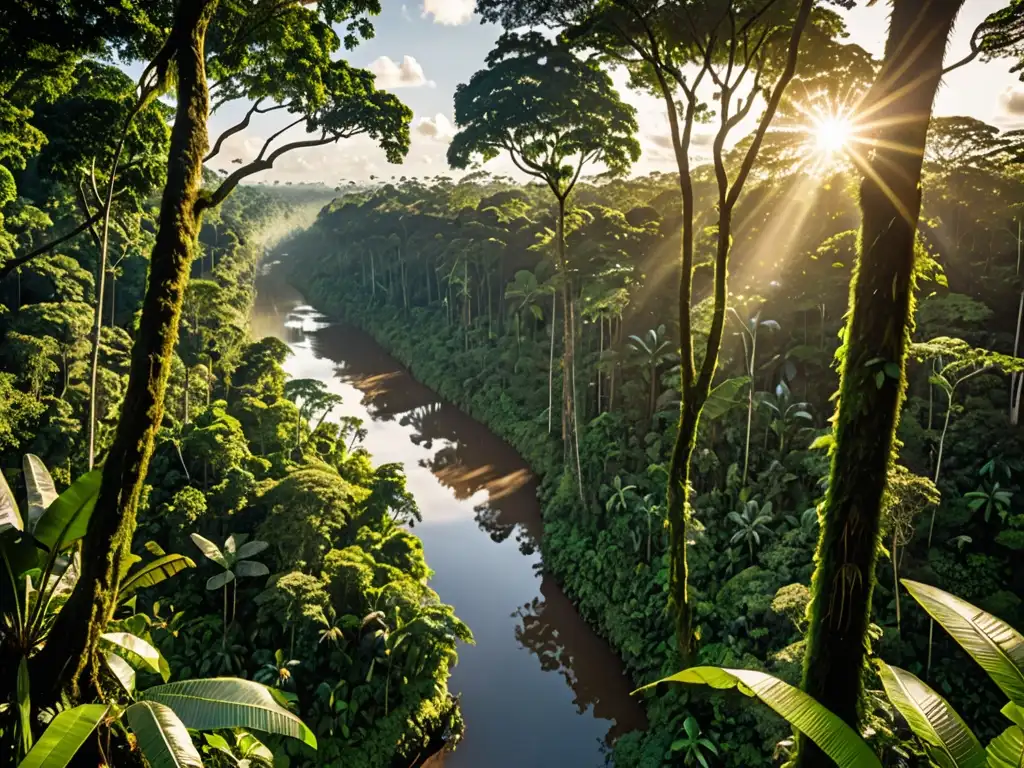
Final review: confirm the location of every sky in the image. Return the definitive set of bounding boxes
[202,0,1024,184]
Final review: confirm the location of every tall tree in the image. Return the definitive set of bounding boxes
[35,0,411,701]
[796,3,1024,766]
[477,0,841,661]
[448,31,639,503]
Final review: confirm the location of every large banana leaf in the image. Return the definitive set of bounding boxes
[701,376,751,421]
[0,467,22,533]
[142,677,317,748]
[100,632,163,677]
[22,454,56,531]
[119,554,195,601]
[637,667,880,768]
[125,701,202,768]
[32,469,102,553]
[17,704,109,768]
[903,579,1024,705]
[105,652,137,694]
[875,662,984,768]
[190,532,228,568]
[987,725,1024,768]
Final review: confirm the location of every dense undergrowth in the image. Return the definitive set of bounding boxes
[283,166,1024,765]
[0,177,471,766]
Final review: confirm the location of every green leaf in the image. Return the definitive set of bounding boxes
[875,371,885,388]
[99,632,163,676]
[105,652,136,694]
[1004,703,1024,729]
[145,541,167,557]
[0,468,22,536]
[235,560,269,579]
[0,468,23,534]
[875,662,984,768]
[207,570,235,590]
[32,469,102,552]
[125,701,202,768]
[884,362,901,380]
[235,540,269,560]
[17,704,108,768]
[903,580,1024,705]
[987,725,1024,768]
[190,532,228,569]
[142,677,317,748]
[702,376,751,421]
[17,657,31,754]
[636,667,880,768]
[119,554,195,601]
[237,731,275,765]
[22,455,56,531]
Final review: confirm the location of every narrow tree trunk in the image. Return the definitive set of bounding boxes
[35,0,218,701]
[796,4,962,764]
[548,290,556,433]
[88,130,131,470]
[184,366,190,426]
[1011,219,1023,424]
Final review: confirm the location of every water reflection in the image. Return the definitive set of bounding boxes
[253,277,646,767]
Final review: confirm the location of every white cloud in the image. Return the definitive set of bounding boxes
[367,55,434,89]
[1001,87,1024,115]
[415,113,455,141]
[422,0,474,25]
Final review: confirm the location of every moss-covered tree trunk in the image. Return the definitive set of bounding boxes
[795,2,963,765]
[35,0,218,699]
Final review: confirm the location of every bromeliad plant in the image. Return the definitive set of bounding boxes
[640,580,1024,768]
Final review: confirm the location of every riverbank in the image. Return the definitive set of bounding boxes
[254,272,646,767]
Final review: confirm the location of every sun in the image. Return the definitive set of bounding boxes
[813,115,854,154]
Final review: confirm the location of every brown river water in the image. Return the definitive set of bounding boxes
[251,270,646,767]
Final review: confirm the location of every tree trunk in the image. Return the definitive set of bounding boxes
[184,365,190,426]
[34,0,218,701]
[1011,219,1023,425]
[795,3,962,764]
[556,196,582,504]
[548,290,556,433]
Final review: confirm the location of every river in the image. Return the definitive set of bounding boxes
[251,270,646,767]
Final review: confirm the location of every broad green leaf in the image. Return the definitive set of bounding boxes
[142,677,317,748]
[1004,703,1024,729]
[22,455,56,531]
[120,554,195,601]
[105,652,136,694]
[99,632,162,676]
[637,667,880,768]
[32,469,102,552]
[875,662,984,768]
[145,540,167,557]
[904,580,1024,705]
[0,468,23,533]
[235,540,269,560]
[125,701,202,768]
[17,704,108,768]
[207,570,235,590]
[190,533,228,568]
[235,560,269,578]
[17,657,31,754]
[237,731,274,765]
[987,725,1024,768]
[702,377,751,421]
[203,732,232,751]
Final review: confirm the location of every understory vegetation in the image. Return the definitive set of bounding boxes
[0,1,471,764]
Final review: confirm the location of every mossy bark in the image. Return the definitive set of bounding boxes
[795,2,963,765]
[34,0,218,699]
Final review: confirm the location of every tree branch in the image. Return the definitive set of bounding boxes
[205,98,264,161]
